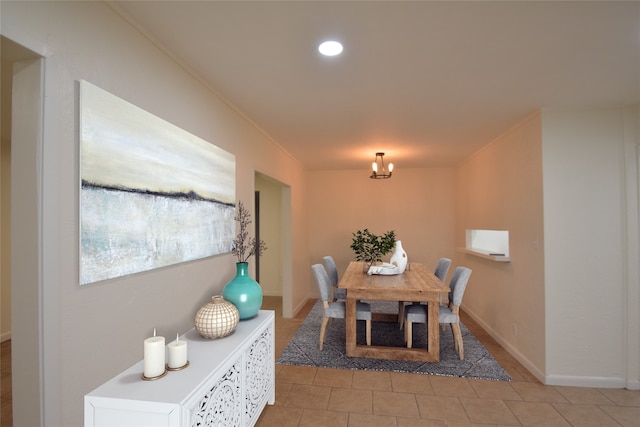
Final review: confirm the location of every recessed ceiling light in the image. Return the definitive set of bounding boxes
[318,41,343,56]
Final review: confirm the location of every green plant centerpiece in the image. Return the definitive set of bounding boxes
[350,228,396,271]
[223,201,267,320]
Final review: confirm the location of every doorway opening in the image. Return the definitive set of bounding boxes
[254,172,292,317]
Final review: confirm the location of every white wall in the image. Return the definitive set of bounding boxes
[623,107,640,390]
[1,2,309,426]
[542,106,639,388]
[455,113,546,380]
[10,55,44,427]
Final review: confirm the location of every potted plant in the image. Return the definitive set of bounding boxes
[350,228,396,271]
[222,201,267,320]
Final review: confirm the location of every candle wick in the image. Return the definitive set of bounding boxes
[176,333,179,342]
[153,328,156,337]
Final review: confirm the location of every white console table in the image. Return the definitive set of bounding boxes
[85,310,275,427]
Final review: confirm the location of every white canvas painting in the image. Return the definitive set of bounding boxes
[80,80,235,285]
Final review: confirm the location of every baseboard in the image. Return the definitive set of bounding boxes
[0,331,11,342]
[461,304,546,383]
[545,374,627,389]
[461,305,640,389]
[625,379,640,390]
[262,290,282,297]
[292,297,310,318]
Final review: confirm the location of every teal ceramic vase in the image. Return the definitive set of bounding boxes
[222,262,263,320]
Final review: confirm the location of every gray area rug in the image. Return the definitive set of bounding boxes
[277,300,512,381]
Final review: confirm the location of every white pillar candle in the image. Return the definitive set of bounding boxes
[167,333,188,369]
[143,328,165,378]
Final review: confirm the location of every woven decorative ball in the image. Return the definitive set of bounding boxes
[194,295,239,339]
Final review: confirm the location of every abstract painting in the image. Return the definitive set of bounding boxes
[79,80,235,285]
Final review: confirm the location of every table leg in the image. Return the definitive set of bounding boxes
[345,297,357,356]
[427,300,440,361]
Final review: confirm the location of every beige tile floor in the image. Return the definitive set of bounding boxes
[1,297,638,427]
[258,297,640,427]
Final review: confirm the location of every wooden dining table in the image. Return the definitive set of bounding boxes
[338,261,450,362]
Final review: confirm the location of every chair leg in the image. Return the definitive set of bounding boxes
[398,301,405,329]
[450,324,457,352]
[365,319,371,346]
[452,322,464,360]
[406,320,413,348]
[319,316,329,350]
[403,319,408,344]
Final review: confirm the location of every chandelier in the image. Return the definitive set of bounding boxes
[370,152,393,179]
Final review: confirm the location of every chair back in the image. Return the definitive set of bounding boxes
[448,266,472,307]
[434,258,452,282]
[322,256,339,287]
[311,264,332,302]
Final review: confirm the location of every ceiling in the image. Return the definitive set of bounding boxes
[110,1,640,171]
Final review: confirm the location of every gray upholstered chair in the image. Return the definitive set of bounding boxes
[433,257,452,283]
[399,257,452,329]
[312,264,371,350]
[322,255,346,300]
[404,266,472,359]
[433,257,452,330]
